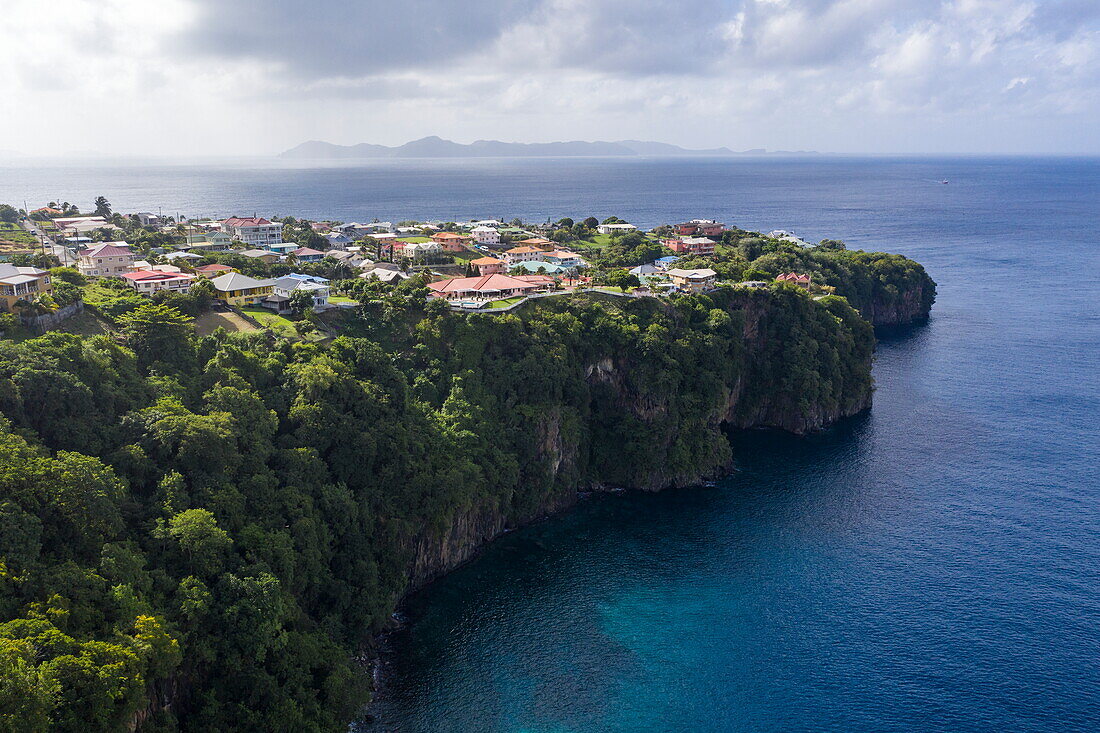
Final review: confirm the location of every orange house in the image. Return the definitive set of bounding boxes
[430,232,472,251]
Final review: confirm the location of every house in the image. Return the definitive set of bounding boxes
[769,231,812,247]
[325,250,367,267]
[265,242,298,255]
[739,280,769,289]
[134,212,165,228]
[513,260,566,275]
[543,250,586,269]
[184,230,233,249]
[596,222,637,235]
[77,242,135,278]
[666,236,716,256]
[291,247,325,263]
[665,268,718,293]
[323,231,353,248]
[0,265,52,311]
[427,273,552,301]
[208,272,275,305]
[502,245,546,265]
[400,242,444,261]
[266,274,330,312]
[238,249,281,264]
[470,256,506,275]
[516,237,554,249]
[776,272,812,288]
[359,267,410,283]
[430,232,472,251]
[470,225,501,246]
[221,217,283,247]
[120,270,195,294]
[654,256,679,270]
[629,263,664,280]
[163,251,203,262]
[194,263,237,277]
[677,220,726,237]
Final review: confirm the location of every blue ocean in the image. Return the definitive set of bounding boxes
[3,156,1098,731]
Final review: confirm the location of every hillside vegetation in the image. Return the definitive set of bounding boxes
[0,276,894,729]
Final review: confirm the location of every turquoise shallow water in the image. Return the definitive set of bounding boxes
[3,155,1098,731]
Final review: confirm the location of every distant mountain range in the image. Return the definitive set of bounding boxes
[278,136,817,159]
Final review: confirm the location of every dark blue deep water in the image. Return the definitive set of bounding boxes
[4,156,1099,731]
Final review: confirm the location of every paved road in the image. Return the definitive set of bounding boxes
[21,217,75,264]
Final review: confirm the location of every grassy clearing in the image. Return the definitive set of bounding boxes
[485,296,526,308]
[0,223,38,247]
[194,309,258,336]
[239,306,297,336]
[327,295,358,305]
[56,310,113,337]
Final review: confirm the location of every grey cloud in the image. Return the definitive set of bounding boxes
[179,0,541,75]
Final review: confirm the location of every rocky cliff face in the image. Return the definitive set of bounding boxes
[868,280,935,327]
[402,288,878,592]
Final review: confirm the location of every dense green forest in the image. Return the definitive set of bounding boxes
[0,270,899,729]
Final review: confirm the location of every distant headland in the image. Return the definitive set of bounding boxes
[277,136,819,160]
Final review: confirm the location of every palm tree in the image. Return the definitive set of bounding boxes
[93,196,112,217]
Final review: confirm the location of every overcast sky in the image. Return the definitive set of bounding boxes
[2,0,1098,156]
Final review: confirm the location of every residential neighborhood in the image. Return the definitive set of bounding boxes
[1,203,836,339]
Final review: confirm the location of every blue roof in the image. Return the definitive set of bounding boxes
[655,256,679,264]
[513,260,565,273]
[286,272,329,283]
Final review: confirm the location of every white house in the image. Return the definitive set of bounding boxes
[470,225,501,245]
[401,241,444,260]
[120,270,195,294]
[269,274,329,312]
[597,222,637,235]
[221,217,283,247]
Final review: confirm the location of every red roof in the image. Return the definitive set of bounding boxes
[223,217,274,227]
[428,273,549,294]
[293,247,324,256]
[431,232,467,240]
[777,272,812,283]
[121,271,195,283]
[194,264,234,274]
[78,242,132,257]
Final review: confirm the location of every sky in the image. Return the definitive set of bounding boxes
[1,0,1098,156]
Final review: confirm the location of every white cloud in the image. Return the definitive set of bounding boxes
[0,0,1097,155]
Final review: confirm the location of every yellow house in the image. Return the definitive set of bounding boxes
[0,265,52,311]
[208,272,275,305]
[665,267,718,293]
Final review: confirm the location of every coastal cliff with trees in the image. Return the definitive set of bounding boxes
[0,249,932,729]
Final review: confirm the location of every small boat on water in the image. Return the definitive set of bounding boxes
[941,179,949,184]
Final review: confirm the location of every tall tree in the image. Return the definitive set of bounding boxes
[93,196,111,218]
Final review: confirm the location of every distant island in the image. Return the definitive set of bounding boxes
[278,136,818,160]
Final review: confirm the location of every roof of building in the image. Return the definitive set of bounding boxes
[513,260,565,273]
[0,264,48,286]
[504,246,545,256]
[428,273,549,295]
[471,256,504,266]
[164,251,202,260]
[432,231,467,239]
[120,270,195,283]
[239,249,278,258]
[777,272,812,283]
[360,268,409,282]
[194,264,235,274]
[78,242,132,257]
[516,237,553,247]
[223,217,274,227]
[274,276,328,291]
[666,268,718,280]
[209,272,275,292]
[680,236,716,245]
[292,247,324,257]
